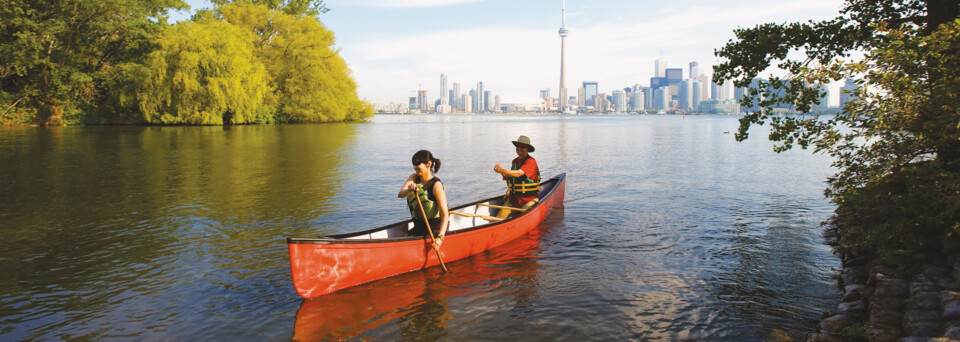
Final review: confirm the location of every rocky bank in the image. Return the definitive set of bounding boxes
[807,226,960,341]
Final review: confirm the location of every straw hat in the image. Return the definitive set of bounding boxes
[511,135,535,152]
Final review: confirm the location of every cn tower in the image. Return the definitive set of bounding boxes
[557,0,569,112]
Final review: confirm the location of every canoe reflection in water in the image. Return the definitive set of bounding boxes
[290,224,552,341]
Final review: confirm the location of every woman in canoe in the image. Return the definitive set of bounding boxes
[398,150,449,248]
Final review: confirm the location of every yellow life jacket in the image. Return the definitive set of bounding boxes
[508,157,540,196]
[406,177,441,220]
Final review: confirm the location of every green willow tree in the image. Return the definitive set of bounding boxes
[714,1,960,262]
[0,0,186,125]
[214,3,372,122]
[133,20,273,125]
[132,3,371,124]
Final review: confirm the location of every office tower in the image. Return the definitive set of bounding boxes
[719,79,734,100]
[440,74,448,106]
[484,91,492,111]
[678,80,692,111]
[452,82,461,110]
[417,90,428,113]
[558,0,569,112]
[689,61,700,79]
[650,76,667,90]
[409,97,418,111]
[665,68,682,83]
[654,88,669,110]
[655,57,668,77]
[642,88,653,110]
[494,95,501,112]
[595,93,609,112]
[692,80,702,110]
[540,89,551,99]
[612,90,626,113]
[839,78,857,108]
[577,87,586,108]
[582,81,598,106]
[476,82,485,112]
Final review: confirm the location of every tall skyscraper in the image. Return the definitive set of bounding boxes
[452,82,461,110]
[417,90,428,113]
[678,80,692,111]
[440,74,448,106]
[476,82,485,112]
[840,78,857,108]
[582,81,598,106]
[557,0,569,112]
[689,61,700,79]
[655,57,668,77]
[612,90,626,113]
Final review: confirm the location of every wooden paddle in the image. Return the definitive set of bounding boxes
[414,192,449,273]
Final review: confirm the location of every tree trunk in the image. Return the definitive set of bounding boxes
[926,0,960,33]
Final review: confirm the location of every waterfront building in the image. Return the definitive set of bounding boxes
[540,89,550,99]
[642,88,653,110]
[577,87,586,108]
[409,97,418,111]
[463,94,472,113]
[440,74,448,107]
[655,57,668,77]
[692,80,702,110]
[417,90,428,113]
[476,82,485,112]
[695,74,711,101]
[452,82,461,110]
[678,80,692,111]
[654,87,669,111]
[595,93,609,112]
[839,78,857,109]
[612,90,626,113]
[698,99,740,114]
[689,61,700,79]
[494,95,501,113]
[665,68,682,84]
[582,81,598,106]
[484,91,493,112]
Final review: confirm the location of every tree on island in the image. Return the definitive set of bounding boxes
[132,3,372,124]
[0,0,188,125]
[714,0,960,264]
[0,0,372,125]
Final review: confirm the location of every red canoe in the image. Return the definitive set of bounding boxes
[286,173,566,298]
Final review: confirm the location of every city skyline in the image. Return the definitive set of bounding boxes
[173,0,846,106]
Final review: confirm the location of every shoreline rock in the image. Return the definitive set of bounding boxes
[807,225,960,341]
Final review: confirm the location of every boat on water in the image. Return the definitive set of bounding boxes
[286,173,567,298]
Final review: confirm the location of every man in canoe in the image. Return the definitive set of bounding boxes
[493,135,540,218]
[399,150,449,248]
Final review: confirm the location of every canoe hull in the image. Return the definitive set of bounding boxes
[287,174,566,298]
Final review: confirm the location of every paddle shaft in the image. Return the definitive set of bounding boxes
[414,191,448,273]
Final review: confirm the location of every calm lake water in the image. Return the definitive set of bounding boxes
[0,114,840,341]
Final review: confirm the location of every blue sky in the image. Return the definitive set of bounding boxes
[174,0,846,105]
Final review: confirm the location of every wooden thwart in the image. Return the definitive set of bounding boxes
[451,211,503,221]
[477,203,526,212]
